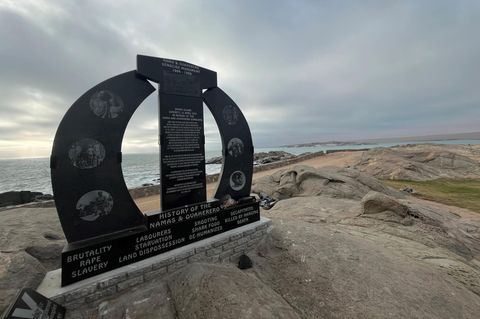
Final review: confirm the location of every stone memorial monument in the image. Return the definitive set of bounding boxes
[49,55,263,287]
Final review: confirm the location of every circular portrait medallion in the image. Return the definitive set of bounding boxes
[222,104,239,125]
[227,138,244,158]
[76,190,114,222]
[68,138,106,169]
[89,90,124,119]
[229,170,246,191]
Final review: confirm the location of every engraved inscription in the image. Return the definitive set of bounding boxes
[164,107,202,152]
[162,106,205,199]
[161,59,201,96]
[62,201,260,285]
[66,245,111,279]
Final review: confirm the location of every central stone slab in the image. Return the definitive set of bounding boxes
[159,94,206,210]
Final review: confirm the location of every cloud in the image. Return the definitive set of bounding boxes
[0,0,480,158]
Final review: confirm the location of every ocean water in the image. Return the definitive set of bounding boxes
[1,139,479,195]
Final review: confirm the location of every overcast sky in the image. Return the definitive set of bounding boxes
[1,0,480,158]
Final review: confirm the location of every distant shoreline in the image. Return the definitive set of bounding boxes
[4,142,480,211]
[2,140,480,195]
[276,131,480,148]
[2,131,480,160]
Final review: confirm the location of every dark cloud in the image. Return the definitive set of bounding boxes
[0,0,479,158]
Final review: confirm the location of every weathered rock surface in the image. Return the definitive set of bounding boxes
[0,207,65,314]
[254,195,480,318]
[2,164,480,318]
[352,144,480,180]
[70,193,480,318]
[63,167,480,318]
[0,208,65,264]
[83,281,175,319]
[252,165,402,200]
[69,264,300,319]
[0,251,47,315]
[168,263,300,319]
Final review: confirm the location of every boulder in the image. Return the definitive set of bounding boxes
[360,191,414,225]
[361,191,409,216]
[0,191,43,207]
[252,165,401,201]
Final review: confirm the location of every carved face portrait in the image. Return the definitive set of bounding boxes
[76,190,114,222]
[90,90,124,119]
[68,138,106,169]
[229,171,246,191]
[222,105,238,125]
[227,138,244,158]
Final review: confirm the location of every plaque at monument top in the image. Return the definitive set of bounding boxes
[51,55,258,285]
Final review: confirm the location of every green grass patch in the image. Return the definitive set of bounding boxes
[382,179,480,213]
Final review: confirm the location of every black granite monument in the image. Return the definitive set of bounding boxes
[51,55,259,285]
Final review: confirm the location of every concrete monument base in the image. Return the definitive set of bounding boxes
[37,217,272,310]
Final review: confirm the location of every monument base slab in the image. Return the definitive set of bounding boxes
[61,200,260,285]
[37,217,272,310]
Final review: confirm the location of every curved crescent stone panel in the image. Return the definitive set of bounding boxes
[51,71,155,243]
[202,87,253,200]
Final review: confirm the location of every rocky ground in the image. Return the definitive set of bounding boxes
[2,161,480,318]
[206,150,297,165]
[351,143,480,180]
[0,207,65,314]
[2,144,480,318]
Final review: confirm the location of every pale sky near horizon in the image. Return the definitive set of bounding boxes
[1,0,480,159]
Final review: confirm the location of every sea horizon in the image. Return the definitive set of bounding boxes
[1,138,480,195]
[2,130,480,161]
